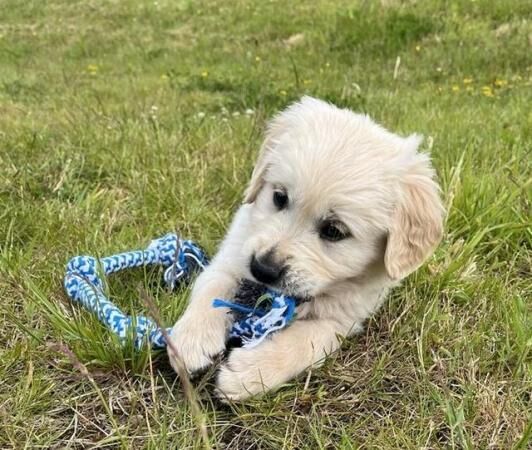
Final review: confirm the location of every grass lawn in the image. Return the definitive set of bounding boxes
[1,0,530,448]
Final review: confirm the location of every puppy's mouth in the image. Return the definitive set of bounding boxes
[276,280,313,305]
[236,279,312,307]
[281,290,312,306]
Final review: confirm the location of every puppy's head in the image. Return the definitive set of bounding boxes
[242,97,443,299]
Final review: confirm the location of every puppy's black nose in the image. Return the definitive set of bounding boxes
[250,252,285,284]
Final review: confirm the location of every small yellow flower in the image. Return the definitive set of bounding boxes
[255,56,261,62]
[86,64,98,74]
[482,86,494,97]
[415,45,421,52]
[325,62,330,68]
[463,77,473,84]
[161,74,169,80]
[280,90,287,96]
[452,85,460,92]
[201,71,208,77]
[494,79,507,87]
[303,79,312,85]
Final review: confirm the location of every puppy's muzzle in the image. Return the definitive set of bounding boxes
[250,251,286,285]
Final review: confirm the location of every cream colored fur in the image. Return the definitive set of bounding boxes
[168,96,444,401]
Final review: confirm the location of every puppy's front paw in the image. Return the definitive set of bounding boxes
[168,311,228,374]
[215,347,282,401]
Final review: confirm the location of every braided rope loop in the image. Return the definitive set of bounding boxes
[63,234,203,348]
[63,233,295,350]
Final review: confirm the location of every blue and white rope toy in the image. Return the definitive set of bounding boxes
[64,233,297,349]
[213,292,296,348]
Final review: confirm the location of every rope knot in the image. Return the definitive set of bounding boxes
[162,239,209,289]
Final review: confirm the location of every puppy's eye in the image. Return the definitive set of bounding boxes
[273,190,288,210]
[319,221,349,242]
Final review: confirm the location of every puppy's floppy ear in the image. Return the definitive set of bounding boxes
[243,117,286,203]
[384,138,444,280]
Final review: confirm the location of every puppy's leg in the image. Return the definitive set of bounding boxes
[216,319,345,401]
[167,207,249,373]
[167,268,236,373]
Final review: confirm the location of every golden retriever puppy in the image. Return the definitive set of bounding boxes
[168,96,444,401]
